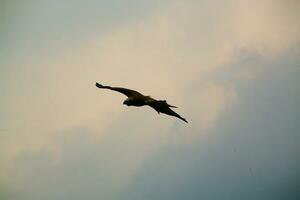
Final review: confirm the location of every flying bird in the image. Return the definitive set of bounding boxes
[95,82,188,123]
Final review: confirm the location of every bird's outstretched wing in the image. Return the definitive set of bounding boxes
[95,82,143,97]
[146,100,188,123]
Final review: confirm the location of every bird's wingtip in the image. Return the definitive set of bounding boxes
[180,117,188,123]
[95,82,103,88]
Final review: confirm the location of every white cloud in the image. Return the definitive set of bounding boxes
[233,0,300,55]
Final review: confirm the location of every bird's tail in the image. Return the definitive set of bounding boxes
[162,100,178,108]
[169,105,178,108]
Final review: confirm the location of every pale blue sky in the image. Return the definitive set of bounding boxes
[0,0,299,200]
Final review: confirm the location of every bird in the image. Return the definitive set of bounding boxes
[95,82,188,123]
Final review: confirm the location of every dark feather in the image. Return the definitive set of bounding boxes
[96,82,142,97]
[95,82,188,123]
[147,100,188,123]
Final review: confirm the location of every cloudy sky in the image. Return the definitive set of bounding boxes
[0,0,299,199]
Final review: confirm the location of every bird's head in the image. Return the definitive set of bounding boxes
[123,99,131,106]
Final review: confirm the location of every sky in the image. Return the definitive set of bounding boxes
[0,0,300,199]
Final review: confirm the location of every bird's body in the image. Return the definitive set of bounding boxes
[95,82,188,123]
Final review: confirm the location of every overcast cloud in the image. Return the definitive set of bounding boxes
[0,0,299,199]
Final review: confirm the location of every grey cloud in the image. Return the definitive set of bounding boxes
[7,117,168,200]
[0,0,169,62]
[9,127,126,200]
[121,49,300,200]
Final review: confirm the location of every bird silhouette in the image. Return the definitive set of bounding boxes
[95,82,188,123]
